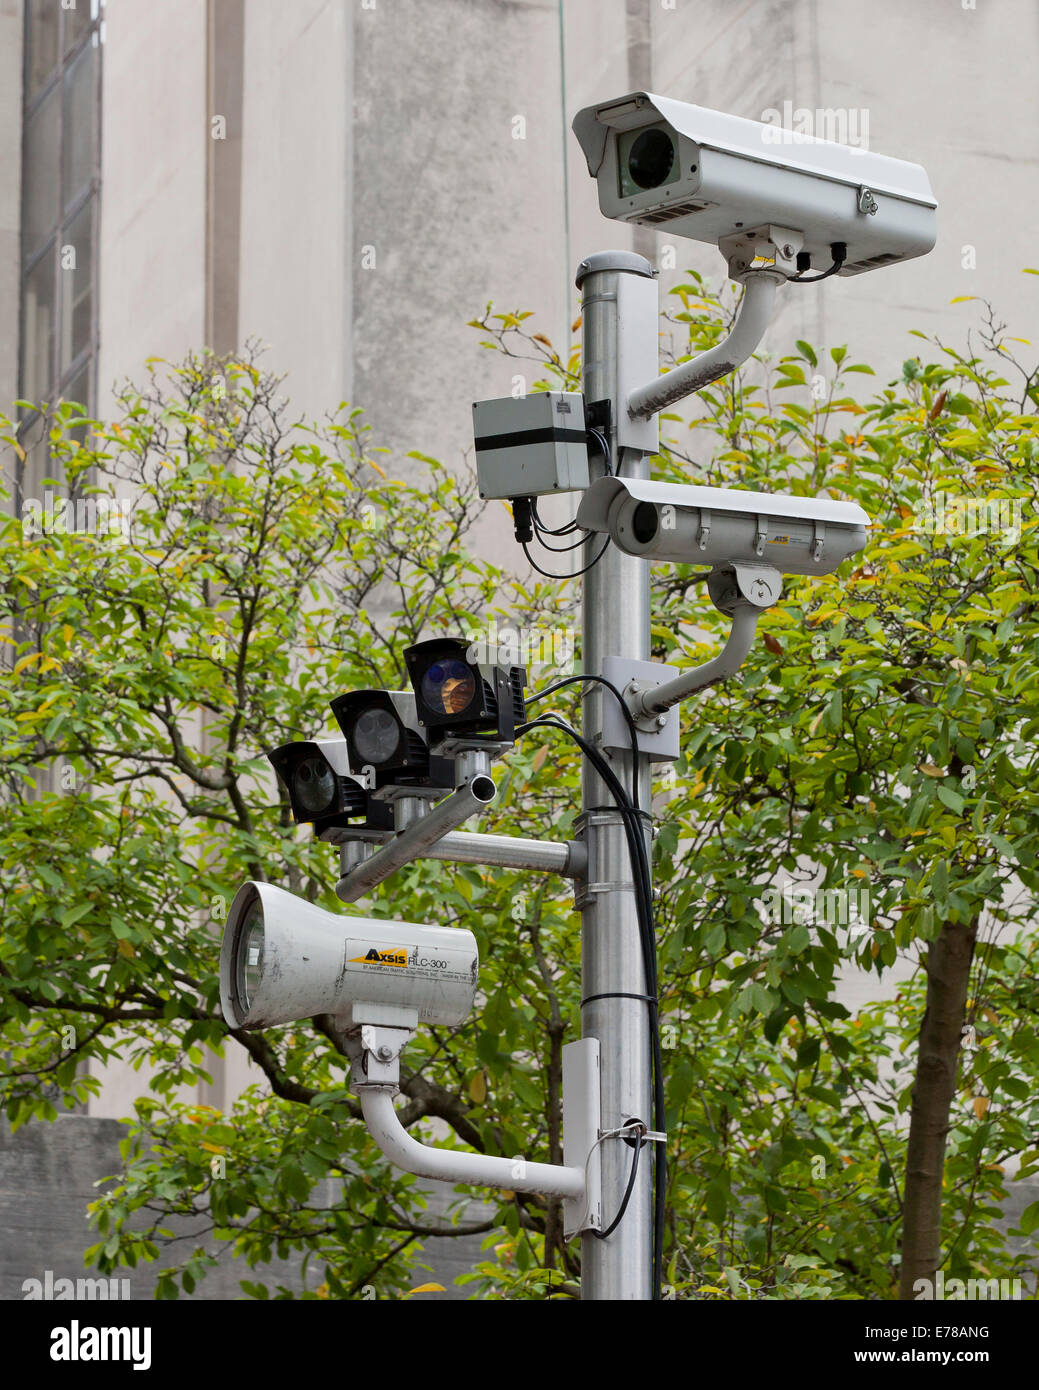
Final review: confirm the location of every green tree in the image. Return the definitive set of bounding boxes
[2,279,1037,1300]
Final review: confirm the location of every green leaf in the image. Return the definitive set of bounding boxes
[795,340,818,368]
[705,1178,728,1226]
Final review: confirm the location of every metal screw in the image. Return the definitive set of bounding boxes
[782,243,795,258]
[376,1045,394,1062]
[656,714,667,729]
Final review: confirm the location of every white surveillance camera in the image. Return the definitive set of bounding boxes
[220,881,479,1030]
[576,476,868,575]
[572,92,936,277]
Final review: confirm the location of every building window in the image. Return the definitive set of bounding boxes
[18,0,103,502]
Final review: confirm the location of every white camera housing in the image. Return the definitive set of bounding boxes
[576,476,868,575]
[572,92,936,276]
[220,881,478,1030]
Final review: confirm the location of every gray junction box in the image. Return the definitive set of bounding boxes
[473,392,591,500]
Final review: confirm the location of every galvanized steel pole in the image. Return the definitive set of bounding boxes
[576,251,656,1300]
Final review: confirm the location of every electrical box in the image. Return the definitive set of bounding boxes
[473,392,591,500]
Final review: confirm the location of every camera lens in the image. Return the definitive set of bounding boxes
[422,659,477,716]
[352,707,401,765]
[235,897,265,1013]
[627,128,675,190]
[292,756,336,816]
[632,501,660,543]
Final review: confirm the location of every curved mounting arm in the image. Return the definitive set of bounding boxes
[359,1087,586,1200]
[626,271,783,420]
[632,604,762,717]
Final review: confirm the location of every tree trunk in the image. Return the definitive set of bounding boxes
[898,916,978,1299]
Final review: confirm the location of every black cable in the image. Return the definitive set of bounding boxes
[527,673,641,810]
[522,535,609,580]
[531,499,580,537]
[516,714,665,1297]
[594,1130,645,1240]
[529,526,588,554]
[588,428,612,471]
[789,241,847,284]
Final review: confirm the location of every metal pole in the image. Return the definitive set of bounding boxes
[576,251,656,1300]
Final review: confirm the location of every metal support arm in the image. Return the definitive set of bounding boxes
[359,1087,586,1199]
[336,774,496,903]
[354,1025,589,1201]
[421,830,587,878]
[631,603,762,717]
[626,271,783,419]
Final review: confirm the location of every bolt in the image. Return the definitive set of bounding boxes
[376,1045,394,1062]
[782,243,795,258]
[656,714,667,728]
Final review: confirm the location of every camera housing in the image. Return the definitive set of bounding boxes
[329,690,454,791]
[576,476,869,575]
[473,392,592,500]
[572,92,937,276]
[220,880,478,1030]
[404,638,526,744]
[267,738,392,833]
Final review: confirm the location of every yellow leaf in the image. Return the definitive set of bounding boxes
[407,1283,445,1296]
[199,1141,226,1155]
[117,939,135,959]
[571,316,582,332]
[39,657,62,673]
[532,745,549,773]
[62,625,74,645]
[12,651,44,675]
[367,458,387,479]
[469,1070,487,1104]
[918,763,945,777]
[973,1096,989,1119]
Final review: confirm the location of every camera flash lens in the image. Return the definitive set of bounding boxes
[422,660,477,716]
[236,899,265,1013]
[353,708,401,765]
[292,756,336,816]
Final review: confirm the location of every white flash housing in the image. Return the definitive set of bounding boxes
[220,881,478,1030]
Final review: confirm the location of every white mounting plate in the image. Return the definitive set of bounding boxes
[600,656,681,761]
[563,1037,602,1238]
